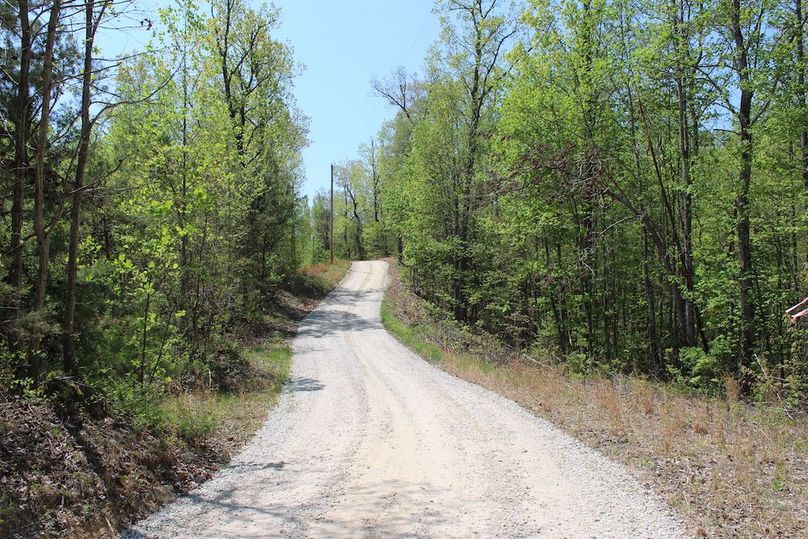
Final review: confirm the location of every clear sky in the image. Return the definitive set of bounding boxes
[275,1,440,199]
[96,1,442,200]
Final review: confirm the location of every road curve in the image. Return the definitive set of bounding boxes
[127,260,683,538]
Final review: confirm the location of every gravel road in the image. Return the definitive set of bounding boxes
[126,260,684,538]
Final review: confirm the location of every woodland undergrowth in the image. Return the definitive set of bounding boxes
[382,260,807,538]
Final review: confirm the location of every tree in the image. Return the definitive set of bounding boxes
[6,0,34,363]
[29,0,61,381]
[63,0,109,377]
[358,0,806,397]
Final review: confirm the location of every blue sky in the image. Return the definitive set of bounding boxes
[97,1,441,199]
[276,1,440,199]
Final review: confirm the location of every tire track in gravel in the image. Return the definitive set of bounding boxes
[126,260,684,538]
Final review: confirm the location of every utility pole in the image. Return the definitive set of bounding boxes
[330,164,334,265]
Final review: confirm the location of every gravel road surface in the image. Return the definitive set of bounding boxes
[126,260,684,538]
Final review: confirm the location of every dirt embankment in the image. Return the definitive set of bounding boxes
[0,261,350,539]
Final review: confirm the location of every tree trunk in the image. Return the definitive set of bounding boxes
[582,202,596,360]
[731,0,756,369]
[453,4,485,324]
[139,292,151,386]
[179,8,193,344]
[8,0,32,356]
[643,225,663,374]
[63,0,99,378]
[371,139,380,223]
[544,239,568,354]
[798,0,808,261]
[618,32,664,371]
[343,187,350,258]
[352,201,365,259]
[29,0,61,381]
[673,0,698,348]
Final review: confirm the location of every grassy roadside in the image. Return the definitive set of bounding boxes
[0,261,349,538]
[381,260,807,538]
[156,260,350,456]
[155,344,292,454]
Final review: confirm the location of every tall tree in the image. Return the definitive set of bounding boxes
[29,0,61,381]
[63,0,108,377]
[7,0,33,356]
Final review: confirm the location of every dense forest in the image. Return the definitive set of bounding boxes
[1,0,311,407]
[325,0,807,401]
[2,0,806,411]
[1,1,805,535]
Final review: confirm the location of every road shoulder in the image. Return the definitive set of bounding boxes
[380,259,807,538]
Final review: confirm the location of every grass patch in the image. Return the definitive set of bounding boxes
[289,260,352,298]
[381,259,808,538]
[381,300,443,363]
[159,344,292,448]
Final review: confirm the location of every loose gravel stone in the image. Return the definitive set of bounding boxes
[125,260,684,538]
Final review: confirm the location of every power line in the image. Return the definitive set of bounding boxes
[403,10,432,65]
[345,8,433,151]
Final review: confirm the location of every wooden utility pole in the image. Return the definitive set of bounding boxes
[330,164,335,265]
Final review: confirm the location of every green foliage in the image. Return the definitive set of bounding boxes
[104,380,169,434]
[674,347,723,394]
[381,300,444,364]
[0,1,310,420]
[353,0,807,402]
[563,353,592,378]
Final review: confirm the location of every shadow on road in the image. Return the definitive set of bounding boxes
[122,476,452,538]
[284,376,325,393]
